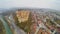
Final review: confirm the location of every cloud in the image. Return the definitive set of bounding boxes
[0,0,51,8]
[0,0,60,10]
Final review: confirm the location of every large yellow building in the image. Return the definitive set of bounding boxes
[16,10,30,23]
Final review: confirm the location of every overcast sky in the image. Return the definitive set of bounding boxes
[0,0,60,10]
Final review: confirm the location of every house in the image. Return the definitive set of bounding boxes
[16,10,30,23]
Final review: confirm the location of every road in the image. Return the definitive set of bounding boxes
[8,15,26,34]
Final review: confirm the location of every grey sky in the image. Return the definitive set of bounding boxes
[0,0,60,10]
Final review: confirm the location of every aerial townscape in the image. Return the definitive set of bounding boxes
[0,8,60,34]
